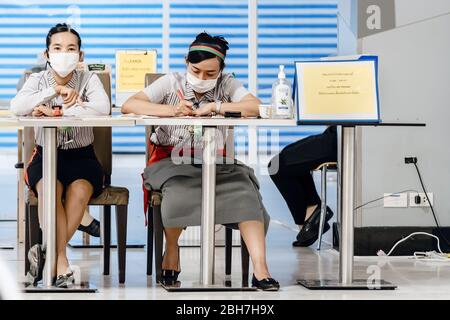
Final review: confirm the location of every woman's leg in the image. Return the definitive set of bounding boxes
[162,227,183,271]
[238,220,271,280]
[269,157,310,227]
[64,179,93,240]
[298,172,321,227]
[80,209,94,227]
[57,179,93,275]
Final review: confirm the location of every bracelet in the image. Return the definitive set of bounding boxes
[215,101,222,114]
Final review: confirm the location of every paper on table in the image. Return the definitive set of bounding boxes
[119,113,158,119]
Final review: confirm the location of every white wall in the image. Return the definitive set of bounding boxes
[355,0,450,226]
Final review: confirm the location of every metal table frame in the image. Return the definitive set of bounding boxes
[16,116,135,292]
[137,117,296,291]
[297,123,425,290]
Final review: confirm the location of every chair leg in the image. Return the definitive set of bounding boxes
[153,205,164,283]
[225,227,232,276]
[116,205,128,284]
[27,204,40,275]
[241,236,250,286]
[102,205,111,276]
[24,204,30,275]
[317,166,328,250]
[147,206,154,276]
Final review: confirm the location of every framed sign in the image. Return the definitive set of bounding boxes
[294,55,380,124]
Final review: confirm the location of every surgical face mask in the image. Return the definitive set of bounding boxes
[48,52,79,77]
[186,71,220,93]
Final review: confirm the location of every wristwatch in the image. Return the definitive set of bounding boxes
[52,107,62,117]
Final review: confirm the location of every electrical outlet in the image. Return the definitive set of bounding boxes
[384,193,408,207]
[409,192,433,207]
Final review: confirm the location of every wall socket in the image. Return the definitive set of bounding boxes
[409,192,433,207]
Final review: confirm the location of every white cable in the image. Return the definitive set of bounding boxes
[377,232,444,257]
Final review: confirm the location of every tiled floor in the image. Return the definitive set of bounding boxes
[1,153,450,299]
[2,222,450,300]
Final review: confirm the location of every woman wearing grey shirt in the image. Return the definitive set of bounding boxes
[10,24,109,288]
[123,32,279,291]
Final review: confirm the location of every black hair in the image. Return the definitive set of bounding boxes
[45,23,82,52]
[187,32,229,70]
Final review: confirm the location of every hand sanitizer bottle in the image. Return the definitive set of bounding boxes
[271,65,293,118]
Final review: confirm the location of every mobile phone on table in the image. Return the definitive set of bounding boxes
[224,111,241,118]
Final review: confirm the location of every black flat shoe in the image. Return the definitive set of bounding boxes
[293,222,330,247]
[160,269,181,285]
[77,218,100,237]
[26,244,45,286]
[251,274,280,291]
[160,247,181,285]
[295,205,334,244]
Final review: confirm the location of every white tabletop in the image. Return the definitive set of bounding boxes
[0,116,19,127]
[15,116,135,127]
[0,115,298,128]
[132,115,297,127]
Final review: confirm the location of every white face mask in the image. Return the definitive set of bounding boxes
[48,52,79,77]
[186,71,219,93]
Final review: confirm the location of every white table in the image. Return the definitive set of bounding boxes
[15,116,135,292]
[136,116,296,291]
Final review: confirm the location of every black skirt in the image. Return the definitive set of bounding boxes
[25,144,104,198]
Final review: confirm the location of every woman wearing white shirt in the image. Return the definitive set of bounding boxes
[11,23,109,288]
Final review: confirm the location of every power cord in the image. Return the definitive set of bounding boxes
[377,232,443,256]
[377,159,450,258]
[412,162,450,248]
[354,189,420,211]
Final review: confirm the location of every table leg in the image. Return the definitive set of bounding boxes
[25,127,96,293]
[200,126,217,285]
[297,126,396,290]
[42,127,57,288]
[339,126,355,284]
[161,126,255,292]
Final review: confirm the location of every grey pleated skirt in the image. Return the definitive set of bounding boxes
[143,157,270,232]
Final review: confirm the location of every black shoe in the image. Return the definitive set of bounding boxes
[77,219,100,237]
[293,222,330,247]
[160,269,181,285]
[295,204,334,242]
[160,247,181,285]
[26,244,45,286]
[251,274,280,291]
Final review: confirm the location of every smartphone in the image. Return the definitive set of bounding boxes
[224,111,242,118]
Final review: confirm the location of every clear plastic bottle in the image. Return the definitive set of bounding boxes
[272,65,292,118]
[271,65,293,118]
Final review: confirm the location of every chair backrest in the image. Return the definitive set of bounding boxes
[22,71,113,185]
[144,73,165,163]
[92,72,112,184]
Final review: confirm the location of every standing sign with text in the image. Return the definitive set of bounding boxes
[115,49,157,107]
[294,55,380,124]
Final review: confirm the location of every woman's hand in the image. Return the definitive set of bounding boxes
[56,85,79,108]
[173,100,194,116]
[193,102,215,116]
[34,104,55,117]
[31,105,46,117]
